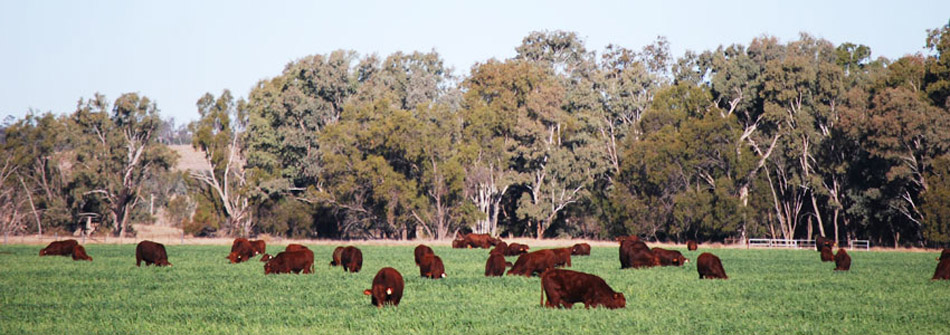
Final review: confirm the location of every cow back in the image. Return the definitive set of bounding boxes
[834,248,851,271]
[697,252,727,279]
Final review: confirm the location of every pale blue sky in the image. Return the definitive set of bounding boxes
[1,0,947,124]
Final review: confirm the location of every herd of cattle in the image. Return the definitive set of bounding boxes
[37,233,950,309]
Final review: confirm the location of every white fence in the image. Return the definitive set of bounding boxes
[748,238,871,250]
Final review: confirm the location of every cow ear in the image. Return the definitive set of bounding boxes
[363,289,372,295]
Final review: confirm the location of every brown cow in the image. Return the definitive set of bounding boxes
[938,248,950,261]
[820,246,835,262]
[619,240,656,269]
[571,243,591,256]
[364,267,404,308]
[136,240,172,267]
[507,249,558,277]
[264,249,314,274]
[485,252,510,277]
[260,254,272,262]
[341,246,363,273]
[697,252,727,279]
[39,239,79,256]
[249,240,266,255]
[834,248,851,271]
[71,244,93,261]
[419,254,446,279]
[462,233,501,249]
[231,238,249,252]
[615,235,641,243]
[816,235,833,252]
[551,248,572,267]
[451,239,466,249]
[414,244,434,266]
[227,239,256,264]
[651,248,688,266]
[540,269,626,309]
[687,240,698,251]
[491,242,508,256]
[285,244,309,252]
[934,257,950,280]
[329,246,344,266]
[504,243,530,256]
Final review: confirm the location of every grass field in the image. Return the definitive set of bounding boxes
[1,243,948,334]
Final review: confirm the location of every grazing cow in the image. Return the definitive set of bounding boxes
[419,254,446,279]
[414,244,434,266]
[451,239,466,249]
[491,242,508,256]
[71,244,93,261]
[540,269,626,309]
[461,233,501,249]
[571,243,591,256]
[938,248,950,261]
[504,243,530,256]
[485,252,510,277]
[341,246,363,273]
[231,238,250,252]
[551,248,573,267]
[615,235,641,243]
[249,240,266,255]
[364,267,404,308]
[329,246,344,266]
[834,248,851,271]
[227,239,256,264]
[285,244,309,252]
[816,235,833,252]
[820,246,835,262]
[260,254,272,262]
[651,248,688,266]
[136,240,172,267]
[264,249,314,274]
[687,240,698,251]
[697,252,727,279]
[39,239,79,256]
[934,256,950,280]
[619,240,656,269]
[507,249,559,277]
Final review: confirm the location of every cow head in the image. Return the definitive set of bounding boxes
[604,292,626,309]
[264,262,274,274]
[39,249,47,256]
[260,254,272,262]
[157,259,172,267]
[226,252,240,263]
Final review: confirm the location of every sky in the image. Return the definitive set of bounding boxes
[1,0,948,125]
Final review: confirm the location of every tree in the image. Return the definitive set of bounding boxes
[921,154,950,245]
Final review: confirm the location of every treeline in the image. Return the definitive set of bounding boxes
[3,23,950,247]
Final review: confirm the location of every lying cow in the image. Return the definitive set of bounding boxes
[651,248,688,266]
[341,246,363,273]
[504,243,530,256]
[697,252,727,279]
[508,249,558,277]
[136,240,172,267]
[264,249,314,274]
[419,253,446,279]
[834,248,851,271]
[39,239,79,257]
[571,243,591,256]
[540,269,625,309]
[619,240,656,269]
[364,267,404,308]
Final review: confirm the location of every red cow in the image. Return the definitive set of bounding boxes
[615,235,641,243]
[341,246,363,273]
[491,242,508,256]
[571,243,591,256]
[507,249,558,277]
[363,267,404,308]
[651,248,688,266]
[264,249,314,274]
[330,246,344,266]
[619,240,656,269]
[816,235,833,252]
[227,239,256,263]
[136,240,172,267]
[551,248,572,267]
[938,248,950,261]
[419,254,446,279]
[485,252,510,277]
[414,244,434,266]
[697,252,727,279]
[462,233,501,249]
[540,269,626,309]
[504,243,530,256]
[231,238,249,252]
[260,254,272,262]
[934,257,950,280]
[820,246,835,262]
[834,248,851,271]
[71,244,93,261]
[249,240,266,255]
[285,244,309,252]
[687,240,698,251]
[39,239,79,256]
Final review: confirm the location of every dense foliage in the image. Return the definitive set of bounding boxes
[3,22,950,245]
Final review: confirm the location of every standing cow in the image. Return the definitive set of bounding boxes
[414,244,434,266]
[540,269,626,309]
[820,246,835,262]
[39,239,79,257]
[329,246,345,266]
[697,252,727,279]
[341,246,363,273]
[619,240,656,269]
[136,240,172,267]
[71,245,93,261]
[485,252,510,277]
[834,248,851,271]
[364,267,404,308]
[934,248,950,280]
[249,240,266,255]
[227,239,256,264]
[264,249,314,274]
[508,249,558,277]
[419,254,446,279]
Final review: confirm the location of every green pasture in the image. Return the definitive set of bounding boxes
[0,243,947,334]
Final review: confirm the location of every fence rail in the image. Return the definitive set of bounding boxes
[748,238,871,250]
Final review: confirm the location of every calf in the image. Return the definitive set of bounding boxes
[504,243,530,256]
[571,243,591,256]
[540,269,625,309]
[227,239,256,264]
[364,267,404,308]
[820,246,835,262]
[697,252,727,279]
[485,252,510,277]
[264,249,314,274]
[136,240,172,267]
[249,240,266,255]
[71,244,93,261]
[551,248,572,267]
[619,240,656,269]
[329,246,344,266]
[341,246,363,273]
[687,240,698,251]
[507,249,558,277]
[651,248,688,266]
[834,248,851,271]
[414,244,434,266]
[39,239,79,256]
[419,254,446,279]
